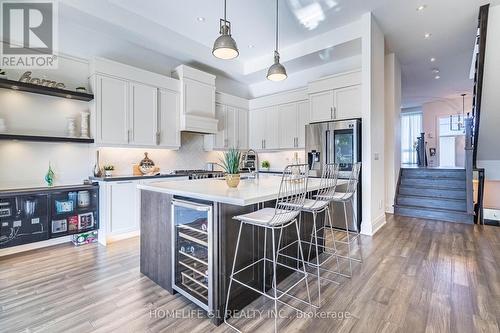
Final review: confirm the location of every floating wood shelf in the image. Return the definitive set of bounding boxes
[0,78,94,101]
[0,133,94,144]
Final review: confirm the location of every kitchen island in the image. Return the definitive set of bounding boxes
[138,175,347,325]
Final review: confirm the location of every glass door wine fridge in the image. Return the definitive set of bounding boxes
[171,199,213,312]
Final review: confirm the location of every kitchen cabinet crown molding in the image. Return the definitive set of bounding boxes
[90,57,180,91]
[307,69,361,95]
[172,65,216,86]
[249,87,308,111]
[215,91,249,110]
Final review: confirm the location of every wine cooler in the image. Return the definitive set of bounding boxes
[171,199,213,312]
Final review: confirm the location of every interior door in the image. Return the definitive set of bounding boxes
[310,90,334,122]
[278,103,298,149]
[158,88,180,148]
[130,82,157,146]
[334,85,362,119]
[97,75,129,144]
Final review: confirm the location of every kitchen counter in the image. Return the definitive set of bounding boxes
[138,174,347,206]
[90,173,187,182]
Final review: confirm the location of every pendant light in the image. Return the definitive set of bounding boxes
[267,0,287,81]
[212,0,239,60]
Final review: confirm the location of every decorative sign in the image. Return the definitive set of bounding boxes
[19,71,65,89]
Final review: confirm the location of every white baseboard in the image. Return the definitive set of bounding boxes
[385,206,394,214]
[0,236,72,257]
[371,214,387,234]
[106,230,140,244]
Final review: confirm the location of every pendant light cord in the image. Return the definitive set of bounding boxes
[224,0,227,23]
[275,0,279,52]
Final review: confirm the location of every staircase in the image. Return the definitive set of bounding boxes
[394,168,474,224]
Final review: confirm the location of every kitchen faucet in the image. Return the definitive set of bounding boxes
[244,149,259,179]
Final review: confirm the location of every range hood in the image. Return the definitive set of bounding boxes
[172,65,218,134]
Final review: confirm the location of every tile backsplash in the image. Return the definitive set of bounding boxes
[98,133,222,174]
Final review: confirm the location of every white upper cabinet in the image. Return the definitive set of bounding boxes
[249,107,267,150]
[90,57,181,149]
[334,85,362,119]
[129,82,157,146]
[158,88,180,148]
[237,108,248,149]
[278,103,298,149]
[310,90,334,123]
[308,70,362,123]
[95,75,129,145]
[297,101,309,148]
[204,92,249,151]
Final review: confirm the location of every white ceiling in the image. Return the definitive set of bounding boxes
[58,0,498,105]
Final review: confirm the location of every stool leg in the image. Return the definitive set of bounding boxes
[295,219,312,311]
[351,197,363,263]
[224,222,244,332]
[311,212,321,307]
[325,206,341,275]
[344,201,353,277]
[271,228,279,333]
[263,228,267,293]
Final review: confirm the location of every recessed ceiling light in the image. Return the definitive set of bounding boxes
[248,44,255,48]
[196,17,205,22]
[424,33,432,39]
[430,57,436,62]
[432,68,440,74]
[435,75,441,80]
[416,5,427,11]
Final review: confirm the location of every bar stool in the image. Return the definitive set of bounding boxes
[277,163,341,307]
[224,164,311,333]
[326,162,362,277]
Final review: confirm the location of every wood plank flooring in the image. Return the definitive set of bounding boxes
[1,214,499,333]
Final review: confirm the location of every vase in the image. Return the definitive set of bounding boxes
[139,152,155,174]
[80,112,90,138]
[93,150,102,177]
[225,174,240,188]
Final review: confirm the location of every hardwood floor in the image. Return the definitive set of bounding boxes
[1,214,499,333]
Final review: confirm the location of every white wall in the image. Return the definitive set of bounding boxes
[477,3,500,179]
[384,53,402,213]
[421,96,472,167]
[360,13,386,235]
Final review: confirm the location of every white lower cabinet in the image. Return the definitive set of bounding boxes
[108,181,138,235]
[99,176,188,245]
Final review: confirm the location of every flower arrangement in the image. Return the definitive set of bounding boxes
[103,165,114,177]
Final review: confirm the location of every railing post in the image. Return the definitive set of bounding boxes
[465,117,474,216]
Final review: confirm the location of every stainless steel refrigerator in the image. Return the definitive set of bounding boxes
[305,119,362,231]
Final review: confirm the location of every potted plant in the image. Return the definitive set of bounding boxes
[103,165,114,177]
[220,148,241,188]
[261,160,270,171]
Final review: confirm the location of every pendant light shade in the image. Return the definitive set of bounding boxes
[267,0,287,81]
[213,0,239,60]
[267,51,287,81]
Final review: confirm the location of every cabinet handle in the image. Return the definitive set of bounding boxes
[330,107,333,119]
[127,129,131,143]
[156,132,160,145]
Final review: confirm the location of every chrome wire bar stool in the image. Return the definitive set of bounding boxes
[277,163,341,307]
[325,162,362,278]
[224,164,312,333]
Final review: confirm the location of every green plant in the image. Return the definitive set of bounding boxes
[0,69,5,76]
[261,160,270,169]
[220,148,241,174]
[103,165,114,171]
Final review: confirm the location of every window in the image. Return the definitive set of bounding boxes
[401,111,422,165]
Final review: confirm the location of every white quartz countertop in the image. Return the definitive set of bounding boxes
[137,174,347,206]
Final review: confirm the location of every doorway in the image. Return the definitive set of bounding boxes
[437,115,465,168]
[401,111,422,166]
